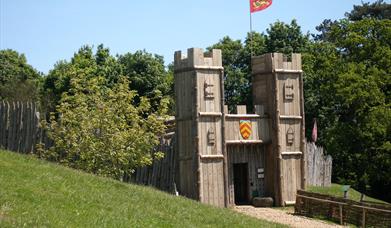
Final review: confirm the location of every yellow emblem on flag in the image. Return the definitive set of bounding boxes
[239,119,252,140]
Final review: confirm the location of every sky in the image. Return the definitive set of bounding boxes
[0,0,381,74]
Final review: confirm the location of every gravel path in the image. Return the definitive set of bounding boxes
[234,206,346,228]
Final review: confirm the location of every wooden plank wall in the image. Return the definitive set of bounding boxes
[252,55,277,202]
[225,118,270,143]
[227,144,265,205]
[224,105,267,205]
[0,101,50,153]
[224,105,270,143]
[174,60,197,199]
[174,48,225,205]
[306,141,332,187]
[275,54,304,204]
[195,51,225,207]
[200,159,225,206]
[252,53,305,206]
[280,155,302,202]
[131,132,177,193]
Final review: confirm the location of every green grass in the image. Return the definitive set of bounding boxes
[308,184,388,204]
[0,150,285,227]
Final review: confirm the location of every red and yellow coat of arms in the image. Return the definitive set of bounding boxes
[239,119,252,140]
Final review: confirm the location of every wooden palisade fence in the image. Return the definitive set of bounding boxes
[295,190,391,227]
[306,141,332,187]
[130,118,177,193]
[0,101,50,153]
[0,101,177,193]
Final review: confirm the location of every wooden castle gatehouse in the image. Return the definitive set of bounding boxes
[174,48,305,207]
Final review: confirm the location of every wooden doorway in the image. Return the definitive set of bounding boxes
[233,163,249,204]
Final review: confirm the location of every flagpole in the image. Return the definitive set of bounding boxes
[249,2,253,57]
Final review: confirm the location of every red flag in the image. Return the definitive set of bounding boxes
[250,0,272,13]
[312,119,318,142]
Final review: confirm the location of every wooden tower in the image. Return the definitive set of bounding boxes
[174,48,226,207]
[174,49,305,208]
[252,53,306,206]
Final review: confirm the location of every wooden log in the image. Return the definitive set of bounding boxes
[225,140,263,144]
[339,204,344,225]
[23,102,29,153]
[200,154,224,159]
[274,69,283,206]
[194,71,202,201]
[281,151,302,155]
[279,115,302,120]
[8,102,15,151]
[30,103,36,152]
[198,112,222,117]
[299,67,306,190]
[16,102,22,152]
[0,101,5,148]
[225,114,260,118]
[296,194,347,205]
[362,208,366,228]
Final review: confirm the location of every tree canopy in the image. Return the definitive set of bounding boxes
[346,0,391,21]
[208,20,309,111]
[42,45,173,113]
[0,49,42,101]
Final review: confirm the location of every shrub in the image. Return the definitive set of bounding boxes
[39,74,168,180]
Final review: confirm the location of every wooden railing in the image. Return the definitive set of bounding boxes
[295,190,391,227]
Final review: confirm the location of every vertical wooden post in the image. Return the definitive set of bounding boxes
[273,68,284,207]
[220,68,229,207]
[299,66,306,190]
[194,71,202,201]
[362,208,366,228]
[339,204,344,225]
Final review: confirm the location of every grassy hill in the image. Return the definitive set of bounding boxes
[0,150,284,227]
[308,184,388,204]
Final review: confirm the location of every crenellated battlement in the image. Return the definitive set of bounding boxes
[174,48,222,71]
[174,47,304,208]
[252,53,302,74]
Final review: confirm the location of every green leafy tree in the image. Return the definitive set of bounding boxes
[346,0,391,21]
[43,46,172,114]
[208,21,308,111]
[307,9,391,201]
[207,32,267,110]
[302,41,340,145]
[0,49,42,101]
[39,70,169,180]
[208,36,250,109]
[42,46,97,113]
[118,50,171,111]
[265,19,310,54]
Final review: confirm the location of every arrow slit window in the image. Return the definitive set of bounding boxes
[286,127,294,145]
[284,79,294,101]
[204,80,214,99]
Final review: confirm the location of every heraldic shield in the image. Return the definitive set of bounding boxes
[239,119,252,140]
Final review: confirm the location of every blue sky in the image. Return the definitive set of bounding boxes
[0,0,380,74]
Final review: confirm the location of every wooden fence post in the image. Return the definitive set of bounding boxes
[339,204,344,225]
[362,208,366,228]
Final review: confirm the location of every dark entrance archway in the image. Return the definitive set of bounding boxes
[233,163,249,204]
